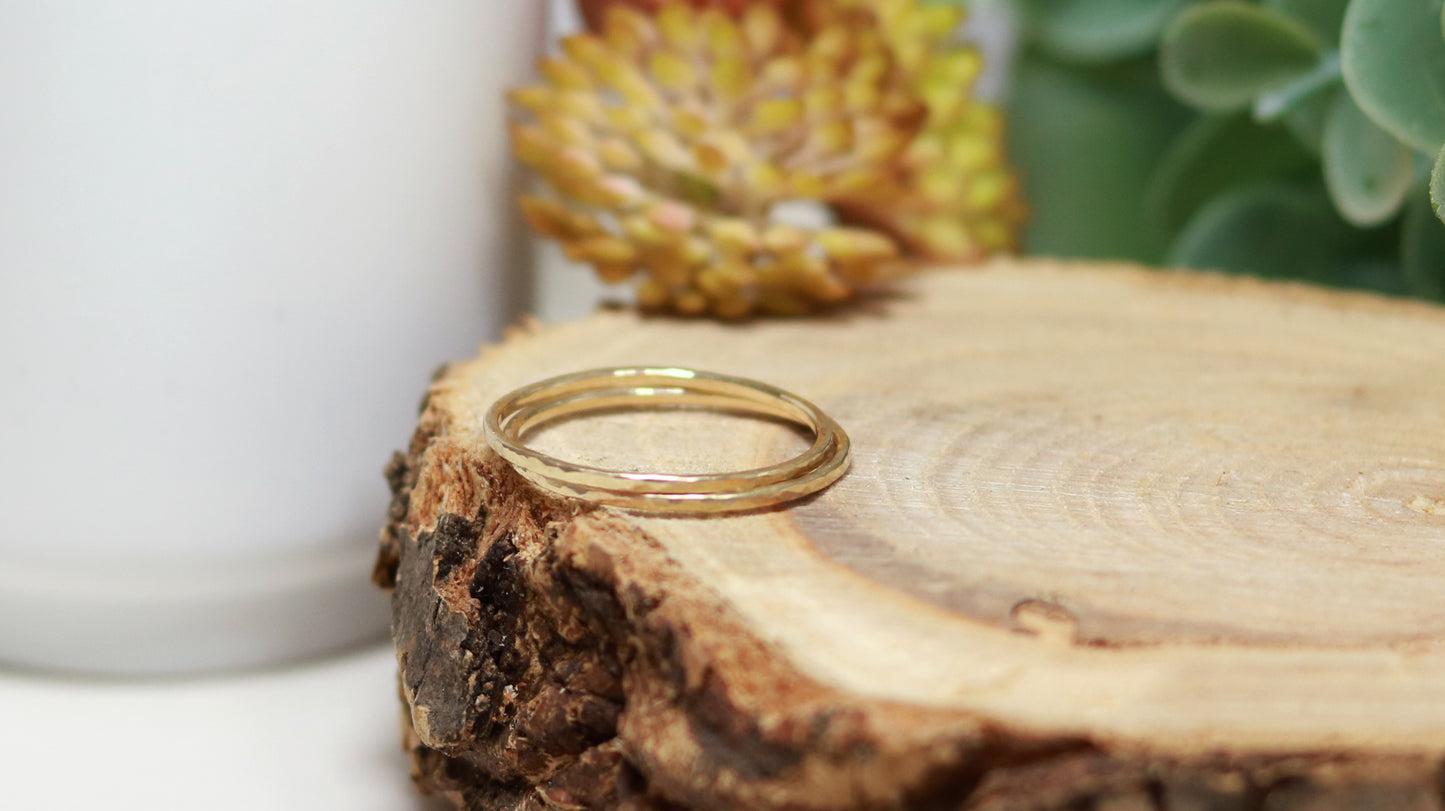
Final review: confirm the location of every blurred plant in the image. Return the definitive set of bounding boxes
[576,0,786,31]
[1003,0,1445,299]
[510,0,1024,317]
[792,0,1027,258]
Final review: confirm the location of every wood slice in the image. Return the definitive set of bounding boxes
[374,260,1445,811]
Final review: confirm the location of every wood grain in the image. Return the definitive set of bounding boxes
[376,259,1445,810]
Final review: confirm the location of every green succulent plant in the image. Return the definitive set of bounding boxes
[1001,0,1445,300]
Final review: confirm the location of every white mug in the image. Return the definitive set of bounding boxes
[0,0,541,673]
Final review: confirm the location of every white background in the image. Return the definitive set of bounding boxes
[0,643,446,810]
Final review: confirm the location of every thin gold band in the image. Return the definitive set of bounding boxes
[483,367,851,513]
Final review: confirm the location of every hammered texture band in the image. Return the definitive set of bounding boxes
[483,367,851,514]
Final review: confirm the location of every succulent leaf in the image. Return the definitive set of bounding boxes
[1008,56,1189,263]
[1145,112,1314,236]
[1341,0,1445,153]
[1168,183,1350,280]
[1263,0,1350,44]
[1322,92,1416,226]
[1278,86,1337,155]
[1434,143,1445,223]
[1161,1,1322,111]
[1251,50,1340,123]
[1027,0,1190,64]
[1403,192,1445,298]
[1001,0,1439,294]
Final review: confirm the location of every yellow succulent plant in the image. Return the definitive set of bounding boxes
[793,0,1025,258]
[510,0,1022,317]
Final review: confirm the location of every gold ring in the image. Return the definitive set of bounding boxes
[483,367,851,514]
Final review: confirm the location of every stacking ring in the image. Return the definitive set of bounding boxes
[483,367,851,514]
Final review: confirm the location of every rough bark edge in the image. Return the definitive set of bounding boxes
[373,421,1445,810]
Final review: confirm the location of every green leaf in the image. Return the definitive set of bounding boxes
[1336,259,1408,295]
[1341,0,1445,153]
[1027,0,1190,63]
[1161,1,1322,110]
[1145,113,1315,235]
[1168,183,1350,279]
[1281,86,1338,154]
[1263,0,1350,43]
[1008,56,1191,263]
[1434,143,1445,223]
[1252,51,1341,122]
[1403,191,1445,299]
[1322,92,1416,225]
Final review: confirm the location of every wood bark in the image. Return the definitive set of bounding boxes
[374,260,1445,810]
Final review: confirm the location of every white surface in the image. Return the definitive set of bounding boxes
[0,644,444,811]
[0,542,389,674]
[0,0,541,671]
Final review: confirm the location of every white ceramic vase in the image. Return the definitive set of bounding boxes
[0,0,541,673]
